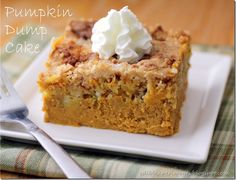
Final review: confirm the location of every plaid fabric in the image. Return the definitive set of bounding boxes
[0,26,234,178]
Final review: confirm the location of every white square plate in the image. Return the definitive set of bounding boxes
[0,45,232,164]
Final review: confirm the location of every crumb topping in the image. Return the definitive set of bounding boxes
[48,20,190,78]
[151,25,167,41]
[52,41,95,66]
[69,20,95,40]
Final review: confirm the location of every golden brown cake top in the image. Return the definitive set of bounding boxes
[46,20,190,81]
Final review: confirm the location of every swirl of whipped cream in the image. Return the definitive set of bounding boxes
[91,6,152,63]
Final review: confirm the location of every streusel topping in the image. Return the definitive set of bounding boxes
[48,20,190,80]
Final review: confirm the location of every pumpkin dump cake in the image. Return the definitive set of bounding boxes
[38,7,191,136]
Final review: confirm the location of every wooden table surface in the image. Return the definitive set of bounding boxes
[0,0,234,178]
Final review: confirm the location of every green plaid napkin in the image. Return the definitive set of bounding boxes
[0,25,234,178]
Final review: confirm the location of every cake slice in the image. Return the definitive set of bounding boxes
[38,20,191,136]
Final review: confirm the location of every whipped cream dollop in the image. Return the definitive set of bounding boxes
[91,6,152,63]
